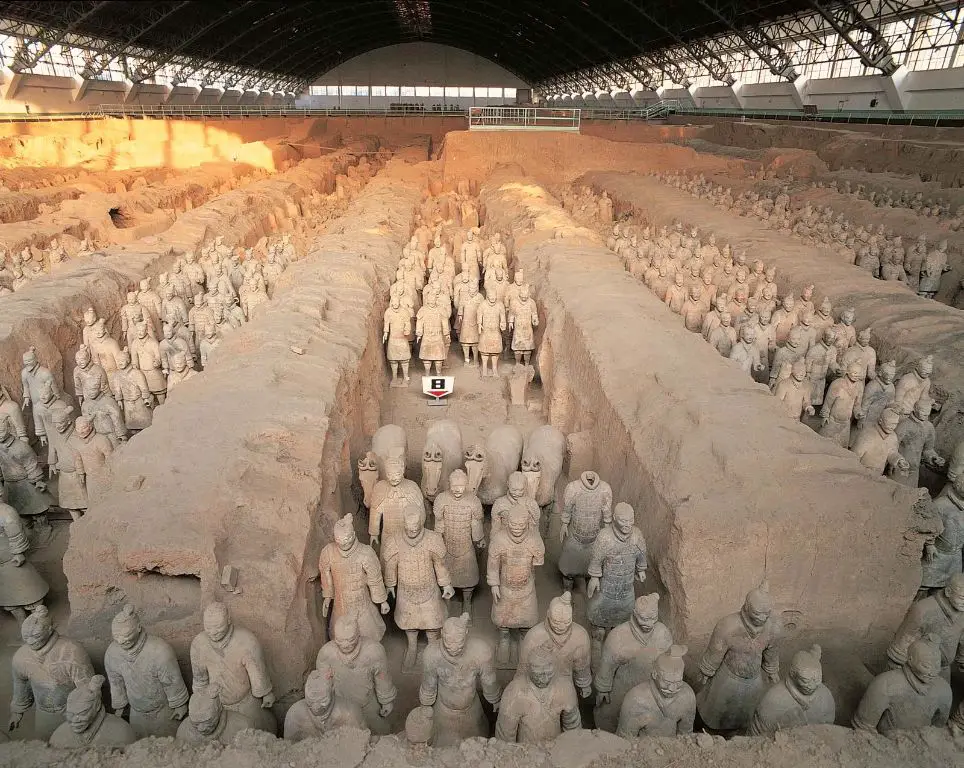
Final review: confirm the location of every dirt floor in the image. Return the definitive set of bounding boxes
[0,119,963,765]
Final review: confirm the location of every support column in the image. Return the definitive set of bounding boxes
[1,69,24,101]
[123,80,138,103]
[70,74,90,103]
[789,75,809,110]
[882,65,909,111]
[730,82,748,109]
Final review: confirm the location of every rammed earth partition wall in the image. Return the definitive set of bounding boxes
[479,171,920,658]
[63,157,430,704]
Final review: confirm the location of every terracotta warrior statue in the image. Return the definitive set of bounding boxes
[369,452,424,567]
[190,601,276,733]
[419,612,502,746]
[488,498,546,668]
[89,319,122,374]
[747,644,835,736]
[616,645,695,738]
[508,286,538,367]
[433,469,485,617]
[283,667,364,742]
[104,604,189,738]
[48,674,136,749]
[9,606,95,740]
[853,634,951,734]
[416,291,450,376]
[0,485,48,621]
[517,592,592,701]
[81,377,127,446]
[383,506,455,671]
[478,292,507,377]
[456,281,483,366]
[819,360,863,447]
[774,359,814,422]
[491,470,542,540]
[176,687,252,745]
[0,418,52,533]
[159,323,195,377]
[594,593,673,732]
[888,573,964,681]
[559,471,613,591]
[851,406,909,477]
[316,615,397,734]
[20,347,61,447]
[495,646,580,744]
[855,359,896,432]
[696,581,781,732]
[111,348,153,432]
[920,474,964,596]
[317,512,389,642]
[894,355,934,415]
[72,345,108,406]
[587,502,648,657]
[130,321,166,405]
[896,396,944,488]
[69,415,113,503]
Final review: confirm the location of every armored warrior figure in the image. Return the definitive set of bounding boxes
[839,328,876,412]
[0,487,48,621]
[894,355,934,414]
[478,292,507,377]
[416,292,450,376]
[318,513,389,642]
[283,667,365,742]
[72,345,108,405]
[137,277,163,333]
[748,644,834,736]
[851,407,909,477]
[517,592,592,702]
[419,613,502,745]
[176,688,252,745]
[805,328,838,406]
[559,471,613,590]
[9,606,95,740]
[383,296,411,386]
[316,615,397,734]
[70,416,113,503]
[491,471,542,538]
[896,396,944,487]
[120,291,155,346]
[920,474,964,594]
[616,645,695,738]
[159,322,195,375]
[0,418,51,530]
[887,573,964,681]
[190,601,276,733]
[383,506,455,671]
[104,604,189,737]
[508,286,538,367]
[0,385,28,443]
[919,240,951,299]
[853,634,951,734]
[49,675,136,749]
[587,502,648,655]
[433,469,484,616]
[594,593,673,732]
[130,321,166,405]
[729,325,764,377]
[488,499,545,668]
[369,453,424,567]
[81,377,127,446]
[495,647,580,744]
[457,282,483,366]
[188,292,215,349]
[20,348,61,446]
[89,319,122,374]
[46,405,87,519]
[819,360,863,448]
[855,359,897,433]
[696,581,781,732]
[110,348,153,432]
[81,306,100,349]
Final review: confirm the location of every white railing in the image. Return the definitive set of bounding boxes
[85,104,471,119]
[468,106,581,132]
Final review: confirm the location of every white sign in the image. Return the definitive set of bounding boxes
[422,376,454,403]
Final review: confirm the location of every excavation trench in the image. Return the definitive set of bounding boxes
[582,171,964,455]
[64,153,430,711]
[478,171,920,720]
[0,147,365,411]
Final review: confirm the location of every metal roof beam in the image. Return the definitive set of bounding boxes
[808,0,899,74]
